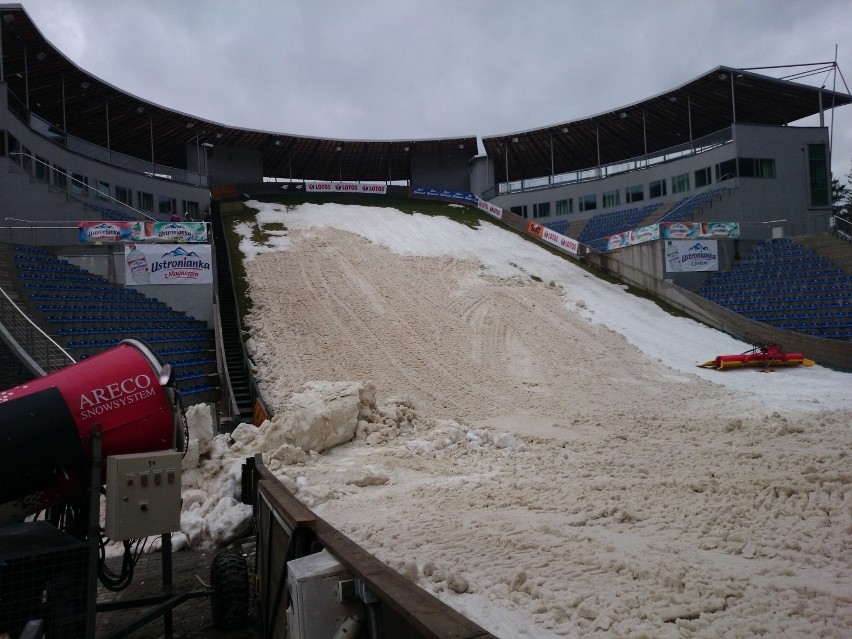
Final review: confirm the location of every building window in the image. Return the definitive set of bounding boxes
[94,180,110,201]
[715,159,737,181]
[116,185,132,206]
[807,144,829,207]
[579,194,597,212]
[672,173,690,194]
[53,165,68,190]
[738,157,776,178]
[70,173,88,196]
[602,189,620,208]
[625,184,644,203]
[35,156,50,181]
[136,191,154,211]
[649,179,667,199]
[533,202,551,218]
[555,199,572,216]
[158,196,176,215]
[695,167,712,188]
[510,205,528,218]
[184,201,200,219]
[21,146,32,173]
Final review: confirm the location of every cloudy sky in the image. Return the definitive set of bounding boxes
[16,0,852,179]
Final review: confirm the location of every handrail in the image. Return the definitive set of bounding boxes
[482,126,733,200]
[0,285,75,375]
[834,214,852,241]
[654,174,736,225]
[8,151,156,221]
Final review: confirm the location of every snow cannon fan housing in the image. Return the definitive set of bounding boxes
[0,339,183,527]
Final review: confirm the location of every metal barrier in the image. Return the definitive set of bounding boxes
[0,285,74,375]
[243,455,497,639]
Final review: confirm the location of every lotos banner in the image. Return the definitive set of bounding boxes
[540,226,580,255]
[475,198,503,220]
[305,181,387,194]
[125,243,213,285]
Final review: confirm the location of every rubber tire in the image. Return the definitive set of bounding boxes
[210,549,249,630]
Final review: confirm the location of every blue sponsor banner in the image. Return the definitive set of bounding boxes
[412,186,478,204]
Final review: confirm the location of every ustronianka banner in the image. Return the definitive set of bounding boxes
[151,222,209,243]
[79,221,142,243]
[664,239,718,272]
[660,221,740,239]
[124,244,213,285]
[80,221,208,243]
[305,182,387,194]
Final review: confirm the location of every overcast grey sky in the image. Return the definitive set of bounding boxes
[16,0,852,179]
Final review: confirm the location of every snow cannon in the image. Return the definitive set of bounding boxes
[698,343,815,370]
[0,339,183,527]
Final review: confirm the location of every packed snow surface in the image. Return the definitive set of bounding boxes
[181,202,851,638]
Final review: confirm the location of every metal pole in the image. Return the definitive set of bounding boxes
[687,94,693,153]
[105,97,111,161]
[162,533,173,638]
[86,426,103,639]
[730,72,736,124]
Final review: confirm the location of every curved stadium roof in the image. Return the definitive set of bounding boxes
[2,3,850,184]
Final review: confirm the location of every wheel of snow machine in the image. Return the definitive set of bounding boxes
[210,549,249,629]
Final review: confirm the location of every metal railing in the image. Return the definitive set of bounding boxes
[834,214,852,240]
[0,286,75,375]
[482,127,733,200]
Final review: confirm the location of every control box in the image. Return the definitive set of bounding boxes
[105,450,182,540]
[287,550,365,639]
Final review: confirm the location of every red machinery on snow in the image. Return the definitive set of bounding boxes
[0,339,183,527]
[698,343,815,371]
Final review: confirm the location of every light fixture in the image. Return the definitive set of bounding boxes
[718,73,728,80]
[668,96,677,103]
[335,146,342,152]
[36,52,47,61]
[619,112,628,119]
[274,140,281,146]
[80,81,90,89]
[561,127,569,133]
[511,137,519,143]
[3,14,16,24]
[404,146,409,152]
[458,143,464,149]
[186,122,194,129]
[136,106,145,114]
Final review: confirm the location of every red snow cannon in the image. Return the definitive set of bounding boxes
[0,339,182,526]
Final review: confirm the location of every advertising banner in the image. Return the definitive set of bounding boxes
[476,198,503,220]
[527,221,545,238]
[79,221,208,243]
[540,226,580,255]
[664,239,718,272]
[79,221,143,243]
[661,221,740,239]
[700,222,740,238]
[151,222,209,243]
[412,186,478,204]
[124,244,213,285]
[305,181,387,194]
